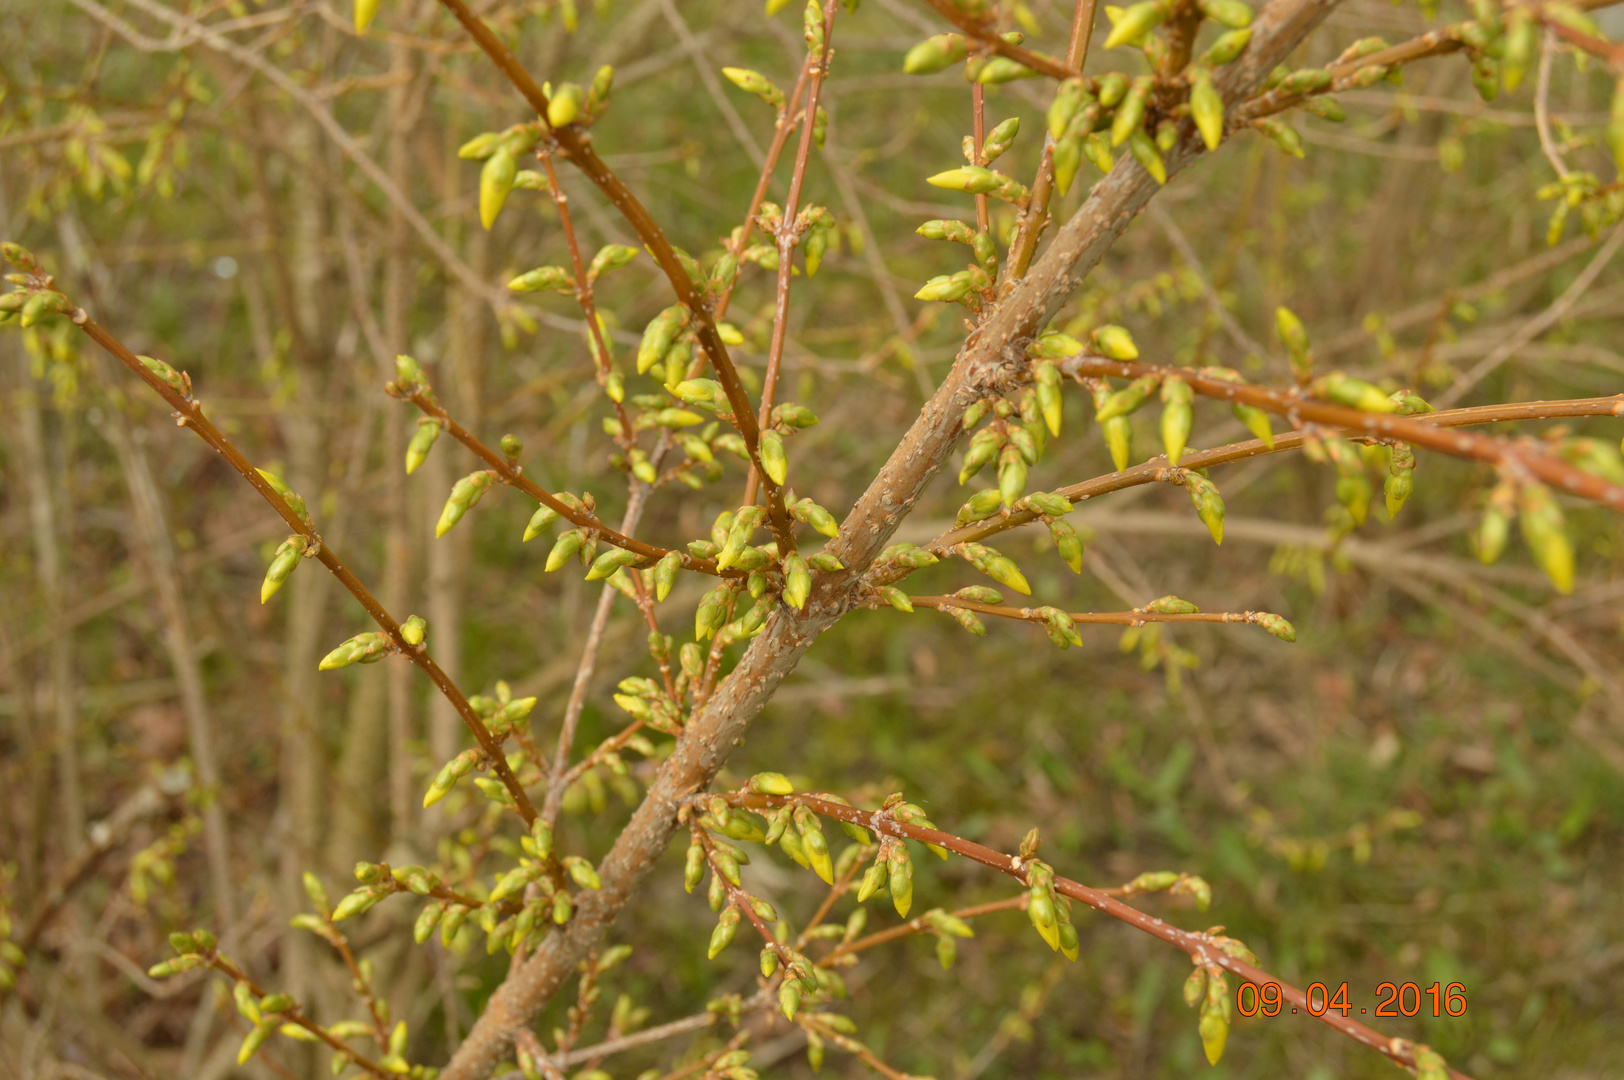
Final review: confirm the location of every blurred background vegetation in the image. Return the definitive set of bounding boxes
[2,0,1622,1078]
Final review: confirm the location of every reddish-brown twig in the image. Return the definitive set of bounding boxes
[908,393,1624,560]
[404,389,735,577]
[74,311,539,825]
[745,0,839,516]
[908,594,1285,630]
[916,0,1086,82]
[1004,0,1099,281]
[727,792,1474,1080]
[1053,356,1624,508]
[432,0,798,553]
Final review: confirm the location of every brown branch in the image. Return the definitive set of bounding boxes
[1004,0,1099,282]
[728,793,1475,1080]
[434,4,1342,1074]
[909,595,1284,630]
[71,310,539,825]
[535,151,634,443]
[916,0,1085,82]
[920,393,1624,556]
[714,58,816,322]
[1053,356,1624,507]
[744,0,839,523]
[206,953,392,1077]
[431,0,797,549]
[819,894,1028,964]
[404,390,733,577]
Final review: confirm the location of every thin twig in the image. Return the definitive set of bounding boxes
[744,0,839,515]
[727,792,1476,1080]
[70,309,539,825]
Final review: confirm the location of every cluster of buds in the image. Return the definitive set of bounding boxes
[1,244,75,328]
[1023,860,1079,960]
[1478,478,1576,594]
[613,674,686,734]
[955,541,1032,595]
[318,630,393,671]
[1119,868,1213,911]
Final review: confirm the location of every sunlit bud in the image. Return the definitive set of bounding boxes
[522,503,562,543]
[422,747,478,809]
[137,355,191,397]
[1030,362,1064,435]
[946,605,987,635]
[1252,612,1294,642]
[758,430,789,486]
[1074,131,1111,176]
[637,305,691,374]
[1313,372,1397,413]
[1091,324,1140,361]
[678,841,706,895]
[1199,999,1229,1064]
[479,148,517,231]
[319,631,391,671]
[543,82,584,129]
[1037,606,1083,649]
[260,538,303,604]
[765,551,808,612]
[863,585,909,614]
[955,488,1004,526]
[1274,305,1312,380]
[795,500,841,538]
[1039,129,1079,194]
[1146,595,1198,615]
[585,546,638,582]
[1159,377,1193,464]
[353,0,381,31]
[1189,71,1225,151]
[1221,401,1271,448]
[737,771,792,799]
[1180,472,1224,544]
[398,417,441,477]
[925,166,1027,202]
[1183,966,1208,1007]
[1198,0,1252,26]
[997,446,1028,508]
[1154,118,1179,155]
[672,378,726,410]
[1105,0,1169,49]
[1258,117,1305,159]
[790,807,833,883]
[982,117,1020,162]
[707,908,740,959]
[1518,483,1574,593]
[332,885,388,921]
[902,30,968,74]
[1502,9,1535,91]
[1026,881,1060,950]
[1278,67,1331,95]
[437,471,496,538]
[795,551,839,576]
[1093,376,1155,425]
[914,273,974,303]
[662,342,690,390]
[562,855,601,891]
[1048,78,1092,138]
[959,427,1004,484]
[1105,77,1146,146]
[887,846,914,917]
[546,529,586,572]
[722,67,786,109]
[1123,128,1166,184]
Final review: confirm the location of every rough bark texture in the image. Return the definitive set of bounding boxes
[437,3,1341,1074]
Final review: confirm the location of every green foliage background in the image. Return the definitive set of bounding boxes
[1,0,1621,1078]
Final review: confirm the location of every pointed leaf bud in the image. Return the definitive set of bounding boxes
[479,148,517,231]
